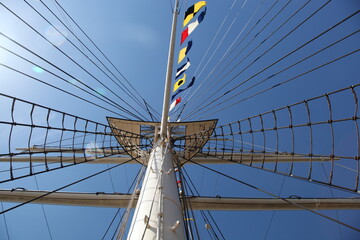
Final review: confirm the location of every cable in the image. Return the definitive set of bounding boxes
[0,202,10,240]
[116,165,146,239]
[199,10,360,117]
[182,168,226,239]
[0,158,134,215]
[174,160,195,239]
[0,2,147,121]
[30,0,152,117]
[192,0,242,79]
[0,43,139,119]
[182,176,201,240]
[34,175,54,240]
[180,0,320,119]
[107,163,116,193]
[102,166,143,240]
[52,0,159,120]
[198,48,360,120]
[184,0,337,119]
[185,0,272,106]
[185,156,360,233]
[188,23,360,119]
[182,0,316,114]
[0,62,128,118]
[263,163,289,240]
[178,0,297,115]
[320,162,343,240]
[0,30,139,118]
[103,209,123,240]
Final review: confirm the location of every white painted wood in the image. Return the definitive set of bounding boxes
[0,153,336,164]
[1,190,359,210]
[126,143,186,240]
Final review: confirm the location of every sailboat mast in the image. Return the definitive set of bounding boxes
[126,1,186,239]
[160,0,179,139]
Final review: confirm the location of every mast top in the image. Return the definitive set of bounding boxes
[159,0,179,141]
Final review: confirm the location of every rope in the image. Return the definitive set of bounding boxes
[188,12,360,119]
[320,162,343,240]
[34,175,54,240]
[32,0,152,117]
[0,202,10,240]
[184,3,358,120]
[103,166,143,240]
[186,157,360,233]
[52,0,158,120]
[182,168,226,240]
[178,0,307,117]
[184,0,271,106]
[0,159,134,215]
[196,48,360,120]
[0,63,129,118]
[0,43,138,119]
[263,164,289,240]
[116,165,146,239]
[0,92,150,183]
[177,83,360,193]
[180,0,324,119]
[0,2,147,121]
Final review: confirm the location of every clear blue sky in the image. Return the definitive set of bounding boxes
[0,0,360,239]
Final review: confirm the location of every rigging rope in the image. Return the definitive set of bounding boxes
[102,166,144,240]
[188,24,360,120]
[176,0,306,117]
[263,163,289,240]
[185,157,360,233]
[173,158,192,239]
[0,63,128,118]
[197,48,360,120]
[177,83,360,193]
[0,43,139,119]
[0,2,148,121]
[184,1,355,120]
[0,159,134,215]
[0,202,10,240]
[116,165,146,239]
[180,0,327,119]
[174,157,198,239]
[320,163,344,240]
[26,0,152,118]
[34,175,54,240]
[52,0,160,120]
[183,0,270,105]
[0,92,150,183]
[181,167,226,240]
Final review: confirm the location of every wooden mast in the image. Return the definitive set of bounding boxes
[126,0,186,239]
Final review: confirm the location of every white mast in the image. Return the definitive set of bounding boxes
[159,0,179,139]
[126,0,186,239]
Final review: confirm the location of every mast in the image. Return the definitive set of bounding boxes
[160,0,179,139]
[126,0,186,239]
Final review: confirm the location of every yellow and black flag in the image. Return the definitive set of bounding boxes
[178,40,192,63]
[173,74,186,92]
[183,1,207,27]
